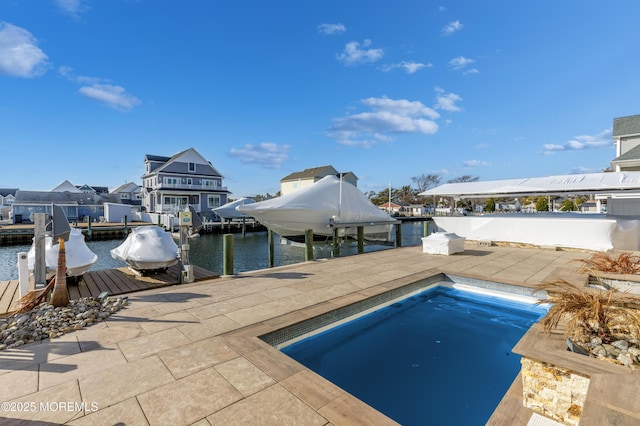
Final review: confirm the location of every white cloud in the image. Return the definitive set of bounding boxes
[0,22,49,78]
[381,61,432,74]
[448,56,474,70]
[336,39,383,65]
[463,160,489,167]
[441,20,463,36]
[434,89,463,112]
[328,96,440,147]
[54,0,89,19]
[78,84,141,111]
[571,166,603,174]
[541,129,613,154]
[228,143,290,168]
[317,23,346,35]
[463,68,479,75]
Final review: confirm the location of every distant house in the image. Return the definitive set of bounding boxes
[378,201,406,215]
[0,188,17,207]
[407,204,429,216]
[280,165,357,195]
[141,148,229,220]
[110,182,143,206]
[0,188,17,221]
[12,182,121,224]
[611,114,640,172]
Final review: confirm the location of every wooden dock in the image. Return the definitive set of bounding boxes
[0,264,219,316]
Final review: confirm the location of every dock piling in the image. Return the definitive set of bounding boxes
[305,229,314,261]
[357,226,364,254]
[223,234,234,275]
[268,229,275,268]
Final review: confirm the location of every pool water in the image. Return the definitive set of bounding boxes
[281,285,547,426]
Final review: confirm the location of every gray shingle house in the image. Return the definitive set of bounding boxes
[611,114,640,172]
[141,148,229,220]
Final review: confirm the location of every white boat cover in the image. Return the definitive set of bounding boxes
[212,197,256,219]
[433,213,640,252]
[110,226,179,270]
[421,171,640,198]
[237,175,396,238]
[27,228,98,277]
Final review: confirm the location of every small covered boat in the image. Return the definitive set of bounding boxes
[27,227,98,278]
[110,225,179,271]
[27,205,97,279]
[237,175,396,241]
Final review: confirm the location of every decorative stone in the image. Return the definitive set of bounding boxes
[0,296,128,351]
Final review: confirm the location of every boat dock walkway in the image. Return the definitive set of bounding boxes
[0,264,219,315]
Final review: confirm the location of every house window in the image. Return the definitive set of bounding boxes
[189,162,196,172]
[120,194,129,199]
[187,178,192,185]
[203,180,217,188]
[207,195,221,208]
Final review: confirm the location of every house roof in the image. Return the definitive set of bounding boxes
[613,114,640,137]
[612,143,640,162]
[281,166,338,182]
[14,190,120,205]
[144,148,223,178]
[0,188,18,197]
[51,180,82,193]
[111,182,141,194]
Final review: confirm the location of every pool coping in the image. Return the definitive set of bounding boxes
[219,269,553,425]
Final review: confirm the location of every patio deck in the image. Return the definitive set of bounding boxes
[0,243,634,425]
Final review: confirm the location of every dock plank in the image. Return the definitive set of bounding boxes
[0,281,19,313]
[0,264,219,316]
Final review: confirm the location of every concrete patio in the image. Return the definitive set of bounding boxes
[0,243,609,425]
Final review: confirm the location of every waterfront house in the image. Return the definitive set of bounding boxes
[0,188,17,221]
[280,166,357,195]
[11,183,121,224]
[611,114,640,172]
[378,201,407,215]
[141,148,229,220]
[110,182,143,207]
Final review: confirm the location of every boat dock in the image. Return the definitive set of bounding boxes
[0,264,218,315]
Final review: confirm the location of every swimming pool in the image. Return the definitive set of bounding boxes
[279,283,547,425]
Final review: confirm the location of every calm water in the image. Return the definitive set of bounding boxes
[0,222,426,280]
[282,286,547,426]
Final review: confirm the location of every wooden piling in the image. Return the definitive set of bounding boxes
[223,233,234,275]
[305,229,314,261]
[87,216,93,240]
[357,226,364,254]
[268,229,275,268]
[395,222,402,247]
[332,228,339,257]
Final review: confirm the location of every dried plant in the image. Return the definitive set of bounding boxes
[534,279,640,343]
[578,252,640,275]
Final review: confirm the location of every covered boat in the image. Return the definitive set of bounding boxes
[27,227,98,278]
[237,175,396,240]
[110,225,179,271]
[212,197,256,220]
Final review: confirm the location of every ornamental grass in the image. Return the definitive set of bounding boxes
[578,252,640,275]
[534,279,640,343]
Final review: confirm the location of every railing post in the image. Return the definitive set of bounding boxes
[305,229,314,261]
[395,222,402,247]
[124,215,128,236]
[357,226,364,254]
[223,233,234,275]
[87,216,93,240]
[268,229,275,268]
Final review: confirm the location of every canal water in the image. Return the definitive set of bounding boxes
[0,221,426,281]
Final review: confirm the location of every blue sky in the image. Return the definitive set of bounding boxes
[1,1,639,198]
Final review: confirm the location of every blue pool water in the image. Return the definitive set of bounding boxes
[281,285,547,426]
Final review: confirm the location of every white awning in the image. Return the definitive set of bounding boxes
[420,171,640,198]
